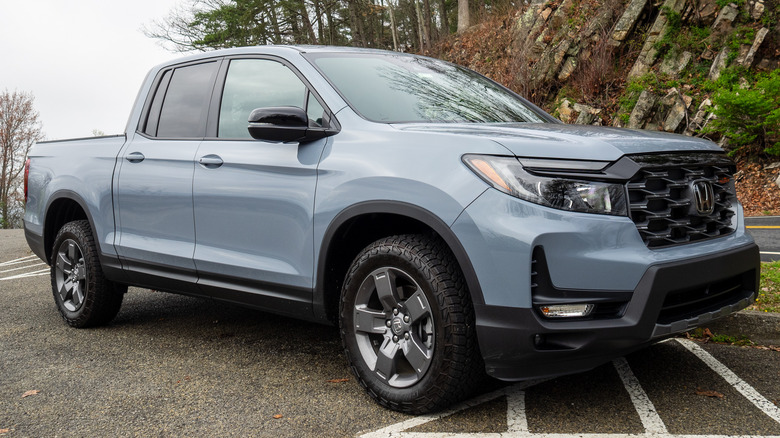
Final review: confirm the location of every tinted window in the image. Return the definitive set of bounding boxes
[219,59,306,138]
[156,62,218,138]
[307,53,546,124]
[143,69,172,137]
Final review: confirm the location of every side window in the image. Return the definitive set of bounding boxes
[218,59,307,139]
[306,91,326,128]
[143,69,172,137]
[156,61,219,138]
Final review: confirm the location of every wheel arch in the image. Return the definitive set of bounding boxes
[314,201,484,324]
[43,192,92,264]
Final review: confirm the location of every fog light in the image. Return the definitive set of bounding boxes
[539,304,594,318]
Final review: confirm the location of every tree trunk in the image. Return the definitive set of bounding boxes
[299,1,318,44]
[388,2,399,51]
[414,0,425,50]
[439,0,450,34]
[313,0,325,43]
[457,0,469,33]
[422,0,433,47]
[268,4,282,44]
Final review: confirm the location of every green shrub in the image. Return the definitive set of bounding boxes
[705,69,780,156]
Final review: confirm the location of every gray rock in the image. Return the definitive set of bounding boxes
[573,103,603,125]
[748,0,765,19]
[628,90,657,129]
[611,0,649,44]
[628,0,687,78]
[709,47,729,81]
[661,88,689,132]
[660,51,692,76]
[557,98,575,123]
[664,100,688,132]
[685,98,713,135]
[557,57,577,81]
[739,27,769,67]
[712,3,739,33]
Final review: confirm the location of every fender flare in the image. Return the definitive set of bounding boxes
[313,201,485,321]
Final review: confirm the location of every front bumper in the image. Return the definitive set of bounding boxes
[474,242,759,380]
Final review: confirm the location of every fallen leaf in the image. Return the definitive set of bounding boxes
[0,428,10,434]
[272,414,283,419]
[21,390,40,398]
[696,388,724,398]
[327,378,350,383]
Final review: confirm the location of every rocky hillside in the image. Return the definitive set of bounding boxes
[431,0,779,215]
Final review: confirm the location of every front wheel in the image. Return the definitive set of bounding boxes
[340,234,483,413]
[51,220,126,328]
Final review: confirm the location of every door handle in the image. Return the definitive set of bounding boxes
[199,154,224,169]
[125,152,145,163]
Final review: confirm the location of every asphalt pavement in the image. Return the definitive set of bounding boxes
[1,229,779,437]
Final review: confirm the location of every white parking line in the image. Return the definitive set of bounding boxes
[613,357,667,434]
[761,251,780,255]
[360,341,780,438]
[1,262,46,273]
[676,338,780,424]
[0,255,38,267]
[0,268,49,281]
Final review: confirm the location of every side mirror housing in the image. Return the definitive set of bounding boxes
[247,106,338,143]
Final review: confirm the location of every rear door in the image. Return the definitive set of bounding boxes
[192,57,331,316]
[115,60,220,292]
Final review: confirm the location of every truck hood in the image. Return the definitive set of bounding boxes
[392,123,723,161]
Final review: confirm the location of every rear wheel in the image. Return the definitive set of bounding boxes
[51,220,125,327]
[340,234,483,413]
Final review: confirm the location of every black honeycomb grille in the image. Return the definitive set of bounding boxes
[627,154,736,248]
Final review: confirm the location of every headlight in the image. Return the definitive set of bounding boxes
[463,155,627,216]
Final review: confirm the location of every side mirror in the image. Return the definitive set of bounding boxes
[247,106,338,143]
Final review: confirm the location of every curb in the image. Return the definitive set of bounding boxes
[702,309,780,346]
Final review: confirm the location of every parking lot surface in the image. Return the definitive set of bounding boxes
[1,229,778,437]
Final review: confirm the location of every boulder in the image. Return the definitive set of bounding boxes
[747,0,765,20]
[628,90,658,129]
[737,27,769,67]
[610,0,649,44]
[712,3,739,34]
[709,47,729,81]
[557,57,577,81]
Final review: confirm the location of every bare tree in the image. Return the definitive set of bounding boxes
[0,90,43,229]
[457,0,469,33]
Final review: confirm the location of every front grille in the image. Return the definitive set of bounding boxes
[626,153,737,248]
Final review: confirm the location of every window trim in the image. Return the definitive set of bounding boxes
[205,54,340,141]
[136,58,224,140]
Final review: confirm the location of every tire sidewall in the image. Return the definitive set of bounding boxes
[51,222,97,325]
[341,242,450,408]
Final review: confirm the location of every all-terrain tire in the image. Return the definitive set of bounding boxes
[50,220,126,328]
[340,234,484,414]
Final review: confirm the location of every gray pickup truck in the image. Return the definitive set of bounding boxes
[24,45,760,413]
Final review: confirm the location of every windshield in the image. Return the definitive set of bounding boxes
[305,52,547,124]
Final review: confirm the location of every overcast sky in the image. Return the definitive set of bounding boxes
[0,0,191,140]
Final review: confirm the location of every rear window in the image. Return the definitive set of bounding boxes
[151,61,219,138]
